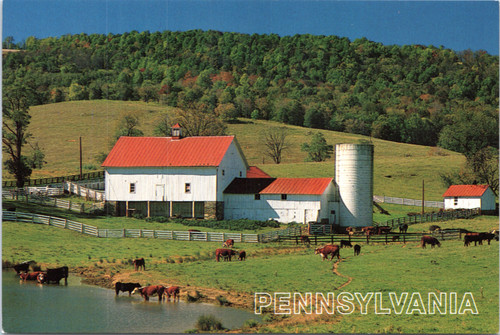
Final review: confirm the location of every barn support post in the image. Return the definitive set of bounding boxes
[126,201,129,217]
[169,201,173,218]
[192,201,195,218]
[147,201,151,218]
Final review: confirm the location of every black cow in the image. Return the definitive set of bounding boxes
[340,240,352,248]
[115,282,141,296]
[353,244,361,256]
[399,223,408,234]
[38,266,69,285]
[13,260,35,274]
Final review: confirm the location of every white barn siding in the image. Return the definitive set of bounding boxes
[443,188,496,211]
[105,167,217,202]
[216,142,248,199]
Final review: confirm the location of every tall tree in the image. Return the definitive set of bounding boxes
[2,86,44,187]
[114,113,144,141]
[301,132,333,162]
[262,127,289,164]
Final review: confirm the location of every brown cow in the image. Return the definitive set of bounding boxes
[164,286,180,301]
[222,239,234,248]
[421,235,441,248]
[132,285,165,302]
[238,250,246,261]
[377,226,391,234]
[133,258,146,271]
[20,271,44,281]
[314,245,340,261]
[215,248,237,262]
[361,226,376,235]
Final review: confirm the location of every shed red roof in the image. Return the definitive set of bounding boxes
[246,166,272,178]
[442,185,490,198]
[260,178,333,195]
[102,136,236,167]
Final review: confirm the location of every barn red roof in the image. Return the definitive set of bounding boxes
[260,178,333,195]
[102,136,237,167]
[246,166,272,178]
[442,185,490,198]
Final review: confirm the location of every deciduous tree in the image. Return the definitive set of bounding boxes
[301,132,333,162]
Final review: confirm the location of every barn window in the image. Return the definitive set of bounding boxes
[254,194,261,200]
[239,171,242,177]
[281,194,287,200]
[129,183,136,193]
[454,197,458,206]
[222,170,225,176]
[185,183,191,193]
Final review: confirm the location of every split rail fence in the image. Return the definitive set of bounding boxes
[373,195,443,208]
[2,211,260,243]
[2,192,96,213]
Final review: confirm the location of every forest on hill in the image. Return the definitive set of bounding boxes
[2,30,499,155]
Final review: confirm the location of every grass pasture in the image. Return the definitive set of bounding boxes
[2,210,498,333]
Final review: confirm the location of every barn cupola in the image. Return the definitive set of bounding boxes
[171,123,183,139]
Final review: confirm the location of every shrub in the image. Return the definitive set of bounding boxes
[195,315,224,331]
[243,319,259,328]
[216,295,230,306]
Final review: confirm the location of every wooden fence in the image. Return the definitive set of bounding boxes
[2,192,101,213]
[2,211,259,243]
[64,181,105,201]
[278,230,462,245]
[2,171,104,188]
[258,226,302,243]
[373,195,443,208]
[379,208,480,228]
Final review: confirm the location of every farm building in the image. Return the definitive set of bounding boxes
[102,126,373,226]
[442,185,496,212]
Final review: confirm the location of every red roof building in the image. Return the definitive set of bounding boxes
[246,166,272,178]
[442,184,496,211]
[102,136,241,167]
[260,178,334,195]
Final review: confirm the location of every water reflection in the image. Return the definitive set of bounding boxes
[2,272,259,333]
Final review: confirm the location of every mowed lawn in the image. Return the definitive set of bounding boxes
[12,100,465,200]
[2,214,498,333]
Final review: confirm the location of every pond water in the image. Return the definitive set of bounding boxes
[2,272,259,333]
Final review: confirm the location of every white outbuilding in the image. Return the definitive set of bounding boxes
[442,184,496,212]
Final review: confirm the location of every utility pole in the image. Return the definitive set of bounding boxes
[422,179,425,216]
[79,136,83,179]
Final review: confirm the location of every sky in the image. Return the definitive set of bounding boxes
[1,0,499,55]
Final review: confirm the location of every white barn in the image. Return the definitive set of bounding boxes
[442,185,496,212]
[224,178,339,224]
[102,127,248,219]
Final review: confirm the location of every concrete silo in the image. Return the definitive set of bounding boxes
[335,143,374,227]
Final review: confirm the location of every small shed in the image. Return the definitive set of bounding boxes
[442,185,496,212]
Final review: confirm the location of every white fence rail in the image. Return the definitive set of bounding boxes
[3,211,259,243]
[373,195,444,208]
[64,181,105,201]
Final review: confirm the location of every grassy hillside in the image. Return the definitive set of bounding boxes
[14,100,464,200]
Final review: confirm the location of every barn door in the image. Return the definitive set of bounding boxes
[155,184,165,201]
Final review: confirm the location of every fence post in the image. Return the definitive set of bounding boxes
[403,234,406,244]
[123,229,125,237]
[366,234,369,244]
[64,219,68,229]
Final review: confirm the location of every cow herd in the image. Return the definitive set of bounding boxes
[15,261,69,285]
[215,239,246,262]
[313,240,362,261]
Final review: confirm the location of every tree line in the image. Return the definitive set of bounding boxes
[2,30,498,157]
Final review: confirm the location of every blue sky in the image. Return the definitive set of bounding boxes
[2,0,499,54]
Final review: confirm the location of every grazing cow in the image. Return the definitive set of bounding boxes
[429,225,441,232]
[420,236,441,249]
[37,266,69,284]
[340,240,352,248]
[399,224,408,234]
[479,232,496,245]
[361,226,375,236]
[300,235,311,245]
[238,250,246,261]
[464,234,479,247]
[353,244,361,256]
[115,282,141,296]
[377,226,391,235]
[392,235,400,242]
[132,285,165,302]
[215,248,237,262]
[164,286,180,301]
[20,271,45,281]
[13,261,35,274]
[314,245,340,261]
[133,258,146,271]
[222,239,234,248]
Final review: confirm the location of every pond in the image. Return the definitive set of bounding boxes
[2,272,260,333]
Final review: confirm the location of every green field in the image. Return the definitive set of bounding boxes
[10,100,466,200]
[2,208,498,333]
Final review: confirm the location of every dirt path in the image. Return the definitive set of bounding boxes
[332,256,353,290]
